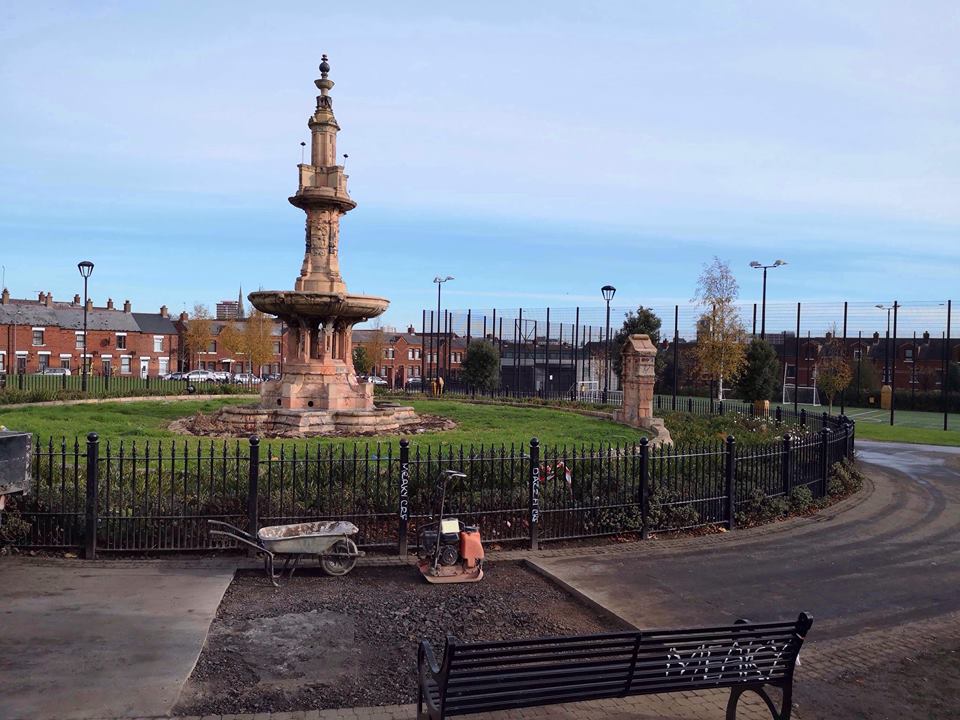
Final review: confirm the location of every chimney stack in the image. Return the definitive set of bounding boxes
[923,331,930,342]
[73,293,81,305]
[407,325,415,334]
[123,299,131,313]
[1,288,8,305]
[85,298,93,312]
[44,292,53,307]
[160,305,169,318]
[179,311,189,323]
[38,291,45,303]
[106,298,114,310]
[873,331,880,341]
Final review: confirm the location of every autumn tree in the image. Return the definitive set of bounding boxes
[184,303,213,369]
[691,257,748,400]
[817,326,853,413]
[242,309,275,375]
[362,328,387,375]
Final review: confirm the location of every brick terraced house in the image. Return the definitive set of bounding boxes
[0,289,180,377]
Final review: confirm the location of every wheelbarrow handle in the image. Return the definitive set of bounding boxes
[208,519,257,543]
[209,528,271,557]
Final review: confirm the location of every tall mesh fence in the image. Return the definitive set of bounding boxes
[416,300,958,431]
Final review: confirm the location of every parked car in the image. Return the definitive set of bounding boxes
[40,367,72,376]
[405,377,423,390]
[161,371,184,381]
[233,373,262,385]
[367,375,387,386]
[262,373,281,381]
[183,369,217,383]
[210,371,233,383]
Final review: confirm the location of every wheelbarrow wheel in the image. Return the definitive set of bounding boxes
[320,538,358,576]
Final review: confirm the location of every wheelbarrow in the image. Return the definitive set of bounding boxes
[209,519,364,586]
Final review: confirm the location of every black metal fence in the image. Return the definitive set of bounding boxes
[10,405,854,555]
[0,373,260,403]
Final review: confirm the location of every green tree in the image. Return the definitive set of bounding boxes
[612,306,663,382]
[460,340,500,391]
[352,345,371,375]
[738,339,781,403]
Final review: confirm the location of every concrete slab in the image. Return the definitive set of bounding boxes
[0,558,235,720]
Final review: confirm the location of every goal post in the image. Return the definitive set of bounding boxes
[782,365,821,406]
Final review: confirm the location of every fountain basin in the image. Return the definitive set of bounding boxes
[248,291,389,321]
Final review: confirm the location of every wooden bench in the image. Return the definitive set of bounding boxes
[417,613,812,720]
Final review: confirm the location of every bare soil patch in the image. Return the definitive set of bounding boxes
[169,410,456,438]
[174,562,628,715]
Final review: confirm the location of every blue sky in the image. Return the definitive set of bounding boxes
[1,1,958,330]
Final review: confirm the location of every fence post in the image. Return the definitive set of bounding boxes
[725,435,736,530]
[781,434,792,498]
[820,427,830,498]
[688,397,693,413]
[398,439,410,557]
[639,437,650,540]
[529,437,540,551]
[247,436,260,544]
[84,432,99,559]
[775,406,782,425]
[800,408,806,427]
[719,400,724,416]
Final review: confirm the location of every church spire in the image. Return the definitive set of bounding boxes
[237,285,245,319]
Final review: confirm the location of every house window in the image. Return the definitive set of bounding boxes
[38,355,49,371]
[0,354,5,373]
[32,329,45,346]
[207,340,217,353]
[380,366,388,377]
[74,332,85,349]
[120,357,131,374]
[102,359,112,376]
[116,333,127,349]
[60,358,71,370]
[273,341,281,353]
[904,348,914,363]
[153,336,163,353]
[408,349,415,360]
[786,364,796,379]
[853,349,862,360]
[384,348,395,359]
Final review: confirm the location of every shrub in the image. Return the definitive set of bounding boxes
[789,486,814,513]
[736,487,788,526]
[648,485,700,530]
[738,340,781,403]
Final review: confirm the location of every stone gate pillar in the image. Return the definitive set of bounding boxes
[615,334,657,428]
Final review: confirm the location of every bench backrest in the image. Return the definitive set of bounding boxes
[436,614,812,716]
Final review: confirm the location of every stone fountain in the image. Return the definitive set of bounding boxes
[208,57,420,436]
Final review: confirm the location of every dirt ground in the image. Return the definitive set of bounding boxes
[174,561,628,715]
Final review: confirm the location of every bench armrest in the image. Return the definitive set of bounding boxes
[418,640,444,719]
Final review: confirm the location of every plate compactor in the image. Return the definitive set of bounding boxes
[418,470,484,584]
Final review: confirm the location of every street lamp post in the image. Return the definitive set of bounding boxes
[875,304,893,385]
[749,260,787,340]
[78,261,95,392]
[433,275,454,383]
[601,285,616,403]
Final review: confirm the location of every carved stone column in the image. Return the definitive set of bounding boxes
[615,334,658,427]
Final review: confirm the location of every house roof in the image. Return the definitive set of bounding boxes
[0,300,176,333]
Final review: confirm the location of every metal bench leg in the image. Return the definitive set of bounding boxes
[727,685,789,720]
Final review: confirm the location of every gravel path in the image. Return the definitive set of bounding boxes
[174,561,628,715]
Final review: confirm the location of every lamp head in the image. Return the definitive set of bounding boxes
[774,259,787,267]
[433,275,454,283]
[77,260,95,278]
[749,261,761,268]
[601,285,616,302]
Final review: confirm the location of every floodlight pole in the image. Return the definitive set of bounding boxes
[750,260,787,340]
[601,285,616,403]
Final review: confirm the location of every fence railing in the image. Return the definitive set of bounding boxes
[0,373,262,402]
[9,405,854,555]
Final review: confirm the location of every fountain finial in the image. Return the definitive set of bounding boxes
[315,54,334,97]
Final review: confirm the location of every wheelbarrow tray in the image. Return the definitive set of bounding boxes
[257,520,359,555]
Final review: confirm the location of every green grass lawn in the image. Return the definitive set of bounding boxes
[0,396,647,451]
